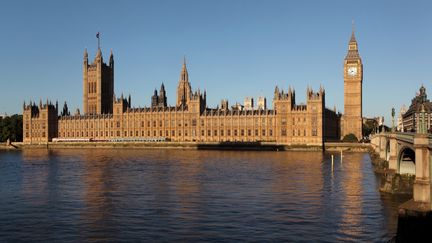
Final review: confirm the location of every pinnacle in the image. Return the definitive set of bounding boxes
[350,30,357,43]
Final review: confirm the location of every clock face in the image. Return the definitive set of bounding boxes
[348,66,357,76]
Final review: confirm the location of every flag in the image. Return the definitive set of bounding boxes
[96,32,100,39]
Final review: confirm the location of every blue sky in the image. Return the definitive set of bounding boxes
[1,0,431,125]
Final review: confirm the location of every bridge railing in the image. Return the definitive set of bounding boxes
[395,132,415,144]
[368,131,432,149]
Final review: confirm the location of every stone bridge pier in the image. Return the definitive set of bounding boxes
[379,134,387,160]
[412,133,430,204]
[388,133,398,172]
[371,111,432,240]
[371,132,432,209]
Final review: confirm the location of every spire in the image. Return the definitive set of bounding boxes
[350,19,357,43]
[350,30,357,44]
[109,49,114,64]
[181,56,188,81]
[345,23,360,60]
[177,56,192,107]
[419,85,427,103]
[84,48,88,59]
[160,82,165,92]
[320,84,324,94]
[96,48,102,58]
[62,101,70,116]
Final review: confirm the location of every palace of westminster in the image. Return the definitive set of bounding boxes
[23,30,363,146]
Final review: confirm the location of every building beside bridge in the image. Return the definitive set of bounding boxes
[23,30,364,145]
[402,85,432,133]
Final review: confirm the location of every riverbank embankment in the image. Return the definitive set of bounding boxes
[3,141,374,152]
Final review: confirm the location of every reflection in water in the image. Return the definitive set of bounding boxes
[0,149,408,242]
[338,153,364,241]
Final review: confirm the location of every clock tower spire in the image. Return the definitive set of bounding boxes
[342,27,363,140]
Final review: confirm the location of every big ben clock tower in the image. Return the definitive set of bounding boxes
[342,30,363,140]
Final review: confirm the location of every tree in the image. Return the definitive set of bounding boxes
[342,133,358,143]
[363,119,377,137]
[0,114,23,142]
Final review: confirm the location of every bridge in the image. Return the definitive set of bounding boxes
[370,131,431,210]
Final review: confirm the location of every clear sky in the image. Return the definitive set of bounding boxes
[1,0,431,125]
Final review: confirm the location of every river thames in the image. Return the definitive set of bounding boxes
[0,149,408,242]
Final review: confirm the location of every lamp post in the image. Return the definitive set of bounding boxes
[391,107,395,132]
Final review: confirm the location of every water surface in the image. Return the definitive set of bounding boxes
[0,149,408,242]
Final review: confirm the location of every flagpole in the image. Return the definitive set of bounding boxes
[97,32,100,49]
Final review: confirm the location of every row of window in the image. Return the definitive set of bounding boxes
[26,123,46,129]
[58,129,279,138]
[25,132,45,138]
[32,128,318,139]
[57,128,321,139]
[88,82,97,94]
[60,117,277,129]
[60,120,277,130]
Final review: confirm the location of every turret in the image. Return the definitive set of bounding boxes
[113,95,129,114]
[307,86,325,103]
[158,82,167,107]
[220,99,229,111]
[96,47,102,61]
[84,48,88,62]
[274,86,280,100]
[61,101,70,116]
[109,49,114,67]
[151,89,159,107]
[189,89,206,114]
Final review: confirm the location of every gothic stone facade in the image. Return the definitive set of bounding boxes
[24,87,334,145]
[23,101,58,144]
[83,48,114,115]
[23,32,365,145]
[402,86,432,132]
[341,31,363,140]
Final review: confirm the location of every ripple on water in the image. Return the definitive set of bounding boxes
[0,149,404,242]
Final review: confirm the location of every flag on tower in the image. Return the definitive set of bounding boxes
[96,32,101,49]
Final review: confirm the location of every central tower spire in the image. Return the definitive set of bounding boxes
[176,56,192,107]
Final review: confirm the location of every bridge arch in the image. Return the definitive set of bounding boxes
[397,146,416,175]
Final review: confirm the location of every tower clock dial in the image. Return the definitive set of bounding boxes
[347,66,357,76]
